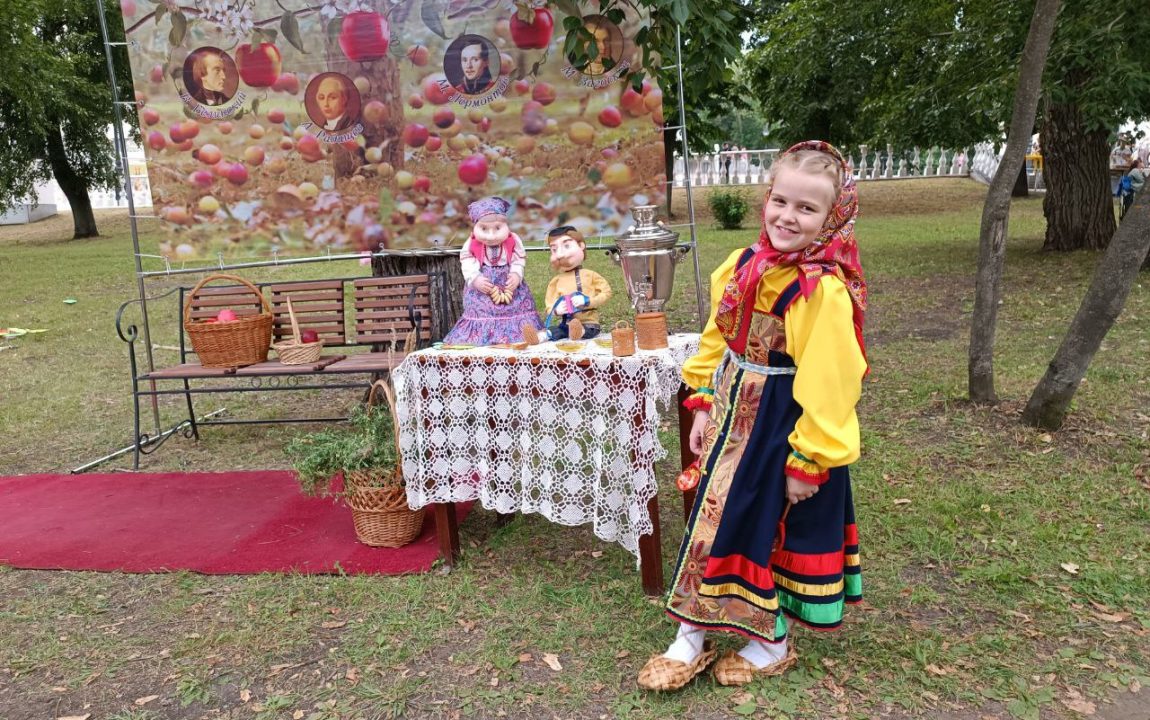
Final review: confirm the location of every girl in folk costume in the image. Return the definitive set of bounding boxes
[637,141,868,690]
[443,197,545,345]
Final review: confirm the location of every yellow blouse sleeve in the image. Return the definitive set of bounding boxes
[680,248,746,392]
[783,274,867,485]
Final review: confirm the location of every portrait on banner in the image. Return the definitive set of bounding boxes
[443,34,501,97]
[304,72,362,134]
[182,47,239,107]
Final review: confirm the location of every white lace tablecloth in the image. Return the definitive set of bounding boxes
[394,333,700,559]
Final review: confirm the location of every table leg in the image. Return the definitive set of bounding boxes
[639,491,664,596]
[433,502,460,567]
[677,385,697,524]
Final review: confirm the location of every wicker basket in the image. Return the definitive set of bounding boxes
[612,320,635,357]
[273,297,324,365]
[346,479,426,548]
[342,381,424,547]
[184,273,273,368]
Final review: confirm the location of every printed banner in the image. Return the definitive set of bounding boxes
[118,1,667,261]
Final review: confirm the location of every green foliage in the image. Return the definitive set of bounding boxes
[629,0,754,151]
[0,0,136,220]
[283,396,401,496]
[744,0,1150,148]
[707,188,751,229]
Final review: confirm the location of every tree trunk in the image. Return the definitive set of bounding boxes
[663,126,677,218]
[322,9,406,178]
[1022,189,1150,429]
[1012,163,1029,197]
[44,126,99,238]
[372,252,463,342]
[1041,101,1114,251]
[968,0,1059,404]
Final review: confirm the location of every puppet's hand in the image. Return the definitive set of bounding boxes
[473,276,495,294]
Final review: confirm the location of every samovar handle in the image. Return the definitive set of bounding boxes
[605,247,622,265]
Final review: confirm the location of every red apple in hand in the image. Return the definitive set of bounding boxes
[236,43,282,88]
[216,309,238,322]
[299,329,320,344]
[339,11,390,62]
[510,7,553,50]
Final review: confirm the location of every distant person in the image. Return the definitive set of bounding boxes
[456,38,494,95]
[1111,136,1134,170]
[188,49,232,106]
[721,141,732,183]
[1120,158,1145,220]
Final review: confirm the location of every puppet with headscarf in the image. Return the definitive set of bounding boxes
[442,197,544,346]
[638,142,869,691]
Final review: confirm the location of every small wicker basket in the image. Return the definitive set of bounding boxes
[612,320,636,357]
[343,380,424,547]
[273,297,324,365]
[184,273,273,369]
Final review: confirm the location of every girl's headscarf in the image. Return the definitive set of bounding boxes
[713,140,867,363]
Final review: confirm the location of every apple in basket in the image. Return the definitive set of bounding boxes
[300,329,320,344]
[216,308,238,322]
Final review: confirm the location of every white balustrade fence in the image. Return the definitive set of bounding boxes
[672,143,1044,189]
[968,141,1046,191]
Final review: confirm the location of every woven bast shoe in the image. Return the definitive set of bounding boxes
[712,644,798,686]
[636,641,717,691]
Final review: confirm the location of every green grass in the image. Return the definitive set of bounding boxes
[1,180,1149,719]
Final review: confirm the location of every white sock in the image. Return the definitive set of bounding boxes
[737,638,788,669]
[662,623,706,664]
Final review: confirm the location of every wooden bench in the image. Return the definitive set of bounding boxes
[115,271,446,468]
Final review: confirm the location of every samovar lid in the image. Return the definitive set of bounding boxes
[617,205,679,248]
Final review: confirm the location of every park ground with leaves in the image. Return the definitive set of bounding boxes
[1,180,1148,720]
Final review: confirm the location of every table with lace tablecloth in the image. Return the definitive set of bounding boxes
[393,333,700,594]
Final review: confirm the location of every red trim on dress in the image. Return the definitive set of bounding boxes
[704,553,777,591]
[771,548,848,577]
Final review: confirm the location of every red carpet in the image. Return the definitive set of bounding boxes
[0,471,462,575]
